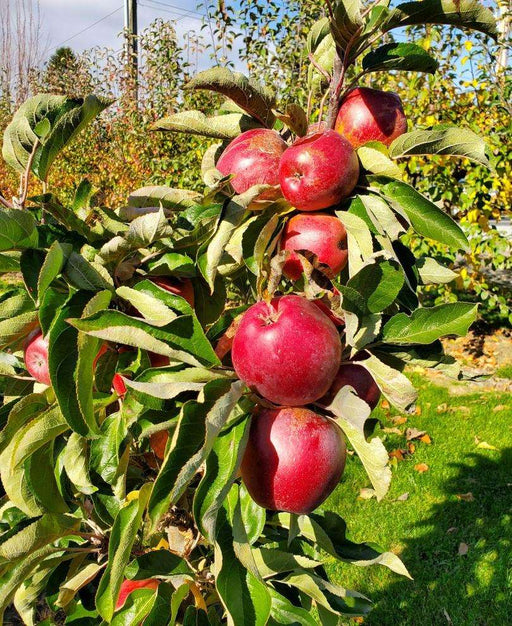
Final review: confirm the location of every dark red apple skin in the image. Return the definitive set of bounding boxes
[313,299,344,327]
[148,352,171,368]
[323,362,381,410]
[116,578,160,610]
[24,331,51,386]
[150,276,195,308]
[335,87,407,149]
[278,130,359,211]
[241,407,346,514]
[216,129,287,199]
[281,213,348,280]
[112,373,127,397]
[231,295,342,406]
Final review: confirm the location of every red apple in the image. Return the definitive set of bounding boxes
[112,373,127,397]
[278,130,359,211]
[313,299,344,327]
[281,213,348,280]
[150,276,195,308]
[335,87,407,149]
[241,407,346,514]
[24,331,51,386]
[231,295,342,406]
[323,362,381,410]
[216,128,287,199]
[149,430,169,460]
[116,578,160,610]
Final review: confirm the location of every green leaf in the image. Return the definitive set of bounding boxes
[153,110,262,139]
[360,353,418,411]
[389,126,490,167]
[186,67,276,127]
[26,443,69,513]
[331,0,364,50]
[369,177,469,251]
[194,410,252,542]
[416,257,457,284]
[335,211,374,277]
[204,187,266,291]
[0,290,35,320]
[282,570,371,616]
[214,488,272,626]
[380,0,498,40]
[9,404,68,469]
[0,513,79,561]
[273,104,308,137]
[95,483,152,622]
[111,587,158,626]
[127,186,201,211]
[117,286,178,327]
[307,17,331,53]
[240,484,266,546]
[69,309,219,368]
[125,551,192,580]
[252,547,322,578]
[48,291,97,435]
[347,257,404,313]
[0,251,21,272]
[148,380,242,531]
[37,241,73,304]
[147,252,196,278]
[357,143,402,178]
[362,43,438,74]
[0,209,38,251]
[2,94,111,180]
[62,433,97,495]
[268,587,318,626]
[307,31,336,91]
[0,544,60,622]
[63,252,114,291]
[332,404,391,500]
[358,193,406,239]
[56,562,103,608]
[382,302,479,344]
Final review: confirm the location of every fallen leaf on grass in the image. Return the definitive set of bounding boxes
[407,442,416,454]
[437,403,448,413]
[381,399,390,410]
[383,427,403,435]
[414,405,422,416]
[389,449,406,461]
[406,427,427,441]
[493,404,507,412]
[447,527,458,534]
[359,488,376,500]
[443,608,453,624]
[475,438,499,450]
[458,542,469,556]
[455,405,470,415]
[456,492,474,502]
[392,416,408,425]
[420,434,432,444]
[414,463,429,473]
[396,492,409,501]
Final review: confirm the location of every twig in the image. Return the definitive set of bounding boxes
[308,52,332,83]
[0,194,14,209]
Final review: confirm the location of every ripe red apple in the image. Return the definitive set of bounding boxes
[323,362,381,410]
[231,295,342,406]
[149,430,169,460]
[281,213,348,280]
[24,331,51,386]
[116,578,160,610]
[150,276,195,308]
[313,298,344,327]
[278,130,359,211]
[335,87,407,149]
[241,407,346,514]
[216,128,287,199]
[112,373,127,397]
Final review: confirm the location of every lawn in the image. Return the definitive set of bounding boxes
[326,372,512,626]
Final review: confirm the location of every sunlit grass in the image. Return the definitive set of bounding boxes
[327,373,512,625]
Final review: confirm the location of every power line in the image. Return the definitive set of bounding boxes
[143,0,204,17]
[51,5,124,51]
[138,1,203,23]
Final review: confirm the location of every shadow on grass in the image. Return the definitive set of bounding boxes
[365,448,512,626]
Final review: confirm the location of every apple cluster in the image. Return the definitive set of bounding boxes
[216,86,407,514]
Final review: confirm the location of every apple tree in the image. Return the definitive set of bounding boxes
[0,1,498,623]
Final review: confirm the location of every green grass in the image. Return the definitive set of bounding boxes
[326,373,512,626]
[495,363,512,380]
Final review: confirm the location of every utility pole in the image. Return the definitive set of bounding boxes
[124,0,138,103]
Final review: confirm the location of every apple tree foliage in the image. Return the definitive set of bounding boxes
[0,0,498,623]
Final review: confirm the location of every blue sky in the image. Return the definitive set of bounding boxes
[40,0,210,57]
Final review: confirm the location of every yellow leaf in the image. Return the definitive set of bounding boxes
[476,441,498,450]
[414,463,429,473]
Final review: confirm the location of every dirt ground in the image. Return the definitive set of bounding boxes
[419,328,512,395]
